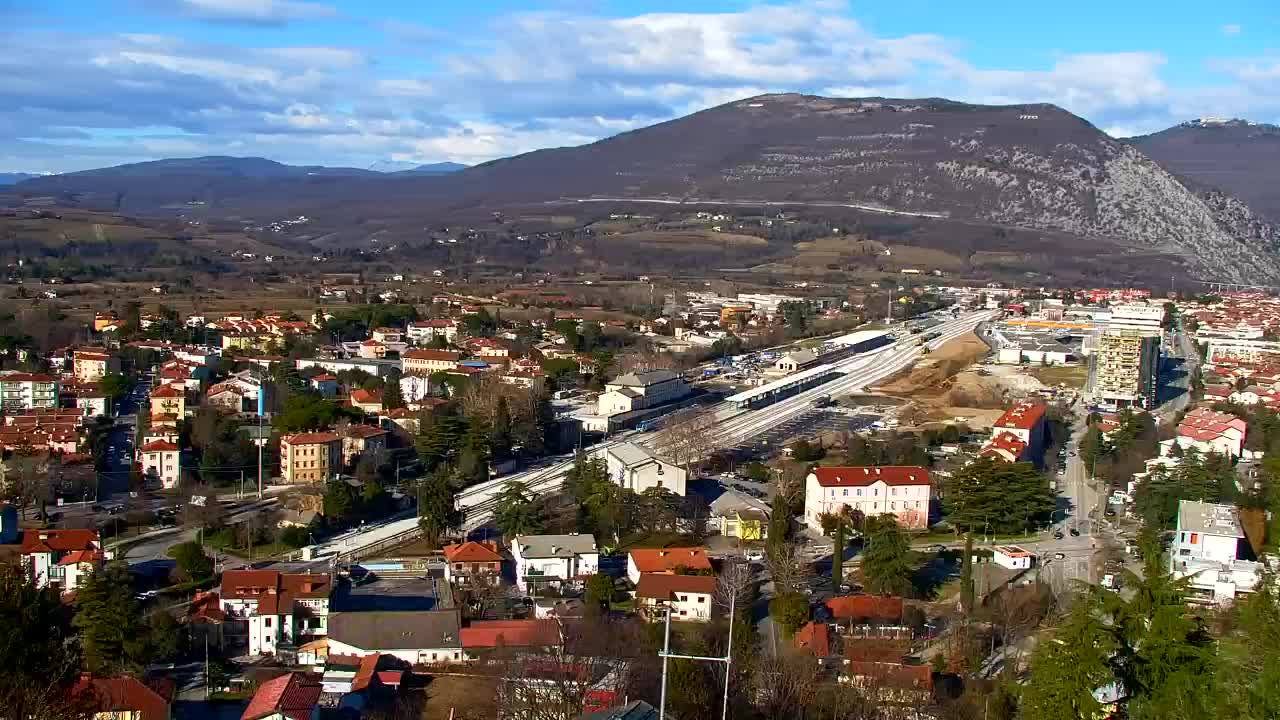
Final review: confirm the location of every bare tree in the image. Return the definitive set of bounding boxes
[715,558,756,613]
[751,650,824,719]
[653,406,721,477]
[765,540,814,596]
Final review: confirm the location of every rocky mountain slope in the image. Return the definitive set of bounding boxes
[13,95,1280,283]
[1127,119,1280,222]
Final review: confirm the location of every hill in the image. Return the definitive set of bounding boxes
[0,173,42,185]
[1126,119,1280,221]
[12,95,1280,283]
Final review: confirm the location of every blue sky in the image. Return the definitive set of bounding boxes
[4,0,1279,172]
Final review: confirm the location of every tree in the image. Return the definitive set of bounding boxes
[1021,603,1116,720]
[99,372,131,401]
[859,515,915,596]
[417,474,461,548]
[494,481,546,537]
[944,457,1056,535]
[584,573,615,611]
[323,481,357,523]
[147,611,182,663]
[959,534,975,615]
[0,563,85,720]
[769,591,810,635]
[73,562,150,674]
[171,540,214,581]
[490,396,514,461]
[653,406,720,478]
[382,369,405,410]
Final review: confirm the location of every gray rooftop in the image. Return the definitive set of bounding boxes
[606,442,665,469]
[780,349,817,365]
[609,369,680,388]
[580,701,659,720]
[326,609,461,650]
[709,489,772,518]
[1177,500,1244,538]
[515,533,598,558]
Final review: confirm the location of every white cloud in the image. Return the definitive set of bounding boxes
[1221,24,1242,36]
[160,0,337,25]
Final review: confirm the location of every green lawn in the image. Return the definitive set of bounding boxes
[1029,364,1089,389]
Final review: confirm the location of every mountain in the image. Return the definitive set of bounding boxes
[432,93,1279,282]
[408,162,467,174]
[0,172,42,185]
[1126,119,1280,221]
[11,96,1280,283]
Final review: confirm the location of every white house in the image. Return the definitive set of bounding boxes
[139,439,182,489]
[324,610,464,665]
[406,319,460,345]
[510,534,599,592]
[992,545,1035,570]
[20,529,106,594]
[1169,500,1264,604]
[634,574,717,623]
[605,442,688,496]
[219,570,331,656]
[626,547,712,585]
[804,466,932,530]
[596,369,690,416]
[0,372,60,411]
[1165,408,1248,458]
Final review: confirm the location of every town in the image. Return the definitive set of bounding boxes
[2,271,1277,720]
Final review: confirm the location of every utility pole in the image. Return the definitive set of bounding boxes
[257,387,265,499]
[658,592,736,720]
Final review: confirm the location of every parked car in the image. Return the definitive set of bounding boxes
[1069,528,1081,537]
[1053,531,1065,540]
[1054,552,1066,560]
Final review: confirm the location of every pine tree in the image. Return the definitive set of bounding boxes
[417,473,461,547]
[960,534,975,615]
[73,562,150,675]
[0,563,83,719]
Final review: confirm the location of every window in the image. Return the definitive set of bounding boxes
[842,489,848,497]
[678,595,688,602]
[698,596,706,603]
[1190,533,1198,545]
[264,617,272,628]
[890,502,896,510]
[856,489,863,497]
[892,487,898,496]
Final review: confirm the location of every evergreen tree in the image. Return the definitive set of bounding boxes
[494,481,546,537]
[490,396,513,461]
[417,473,462,547]
[859,515,915,596]
[959,534,975,614]
[73,562,150,674]
[0,563,83,719]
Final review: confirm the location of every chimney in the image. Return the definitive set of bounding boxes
[658,551,667,557]
[862,468,869,475]
[875,468,881,475]
[551,546,559,555]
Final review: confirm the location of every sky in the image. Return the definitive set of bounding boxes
[3,0,1279,173]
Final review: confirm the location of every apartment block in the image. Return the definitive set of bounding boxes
[1093,329,1160,408]
[280,432,342,484]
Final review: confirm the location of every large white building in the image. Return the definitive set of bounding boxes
[605,442,688,496]
[219,570,332,656]
[510,534,599,592]
[596,369,690,416]
[804,466,932,530]
[1169,500,1265,605]
[1107,303,1165,336]
[0,372,59,411]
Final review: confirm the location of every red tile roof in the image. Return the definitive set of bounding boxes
[824,594,904,622]
[20,529,100,554]
[992,400,1046,431]
[794,621,832,657]
[810,467,930,488]
[460,620,560,649]
[443,541,503,563]
[843,661,932,691]
[0,373,57,382]
[73,675,173,720]
[345,425,388,439]
[351,653,380,692]
[241,672,322,720]
[140,440,180,453]
[350,389,382,405]
[58,549,105,566]
[634,573,718,600]
[282,432,340,445]
[402,349,462,361]
[628,547,712,574]
[150,384,185,399]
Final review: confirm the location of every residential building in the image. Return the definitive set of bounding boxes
[1169,500,1264,604]
[341,425,388,464]
[626,547,712,585]
[139,439,182,489]
[280,432,342,484]
[709,489,771,541]
[804,466,932,530]
[357,340,387,359]
[349,389,383,415]
[500,368,546,393]
[634,574,716,623]
[219,570,332,656]
[20,529,106,593]
[824,595,905,626]
[406,319,459,345]
[0,372,59,411]
[980,432,1033,463]
[73,349,118,383]
[511,534,600,592]
[73,674,174,720]
[987,400,1047,462]
[370,327,403,344]
[296,357,400,378]
[604,442,688,496]
[325,610,464,665]
[1093,330,1161,408]
[460,619,562,660]
[240,672,323,720]
[148,384,187,418]
[596,369,690,416]
[309,374,338,397]
[401,349,462,375]
[1163,408,1248,458]
[839,660,933,707]
[442,541,503,586]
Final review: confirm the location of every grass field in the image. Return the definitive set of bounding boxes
[1029,364,1089,389]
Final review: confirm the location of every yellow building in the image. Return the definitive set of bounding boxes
[280,431,342,484]
[148,384,187,418]
[73,349,119,383]
[721,509,769,541]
